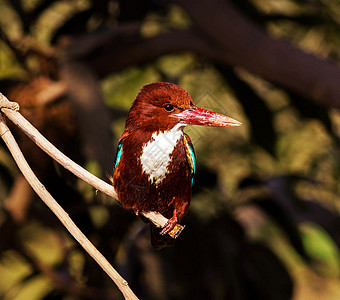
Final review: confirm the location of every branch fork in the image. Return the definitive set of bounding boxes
[0,97,20,111]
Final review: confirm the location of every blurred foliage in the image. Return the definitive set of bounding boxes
[0,0,340,299]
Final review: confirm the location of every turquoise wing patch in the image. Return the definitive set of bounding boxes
[114,141,123,171]
[184,135,196,186]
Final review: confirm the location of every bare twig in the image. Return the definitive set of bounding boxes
[36,79,66,105]
[5,175,33,223]
[0,106,138,300]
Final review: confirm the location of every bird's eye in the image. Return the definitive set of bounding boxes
[164,104,174,112]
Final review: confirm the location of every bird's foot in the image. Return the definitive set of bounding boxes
[160,215,178,236]
[133,209,140,216]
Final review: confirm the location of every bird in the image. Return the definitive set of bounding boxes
[112,82,241,249]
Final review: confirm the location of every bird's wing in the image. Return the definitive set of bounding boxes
[183,133,196,186]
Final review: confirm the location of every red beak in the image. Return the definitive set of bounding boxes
[174,106,242,127]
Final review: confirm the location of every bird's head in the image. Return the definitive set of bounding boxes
[125,82,241,133]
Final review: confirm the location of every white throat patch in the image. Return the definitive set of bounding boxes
[140,123,184,185]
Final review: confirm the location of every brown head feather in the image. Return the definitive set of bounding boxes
[125,82,194,133]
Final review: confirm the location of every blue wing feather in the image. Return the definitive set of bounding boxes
[113,140,123,171]
[183,134,196,186]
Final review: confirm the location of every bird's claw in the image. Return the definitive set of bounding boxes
[160,216,178,236]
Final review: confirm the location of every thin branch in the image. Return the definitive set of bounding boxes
[0,93,184,238]
[88,29,216,79]
[36,79,66,105]
[5,175,33,223]
[0,107,138,300]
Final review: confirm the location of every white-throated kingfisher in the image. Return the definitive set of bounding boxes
[113,82,241,249]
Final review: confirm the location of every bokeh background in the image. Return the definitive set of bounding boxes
[0,0,340,299]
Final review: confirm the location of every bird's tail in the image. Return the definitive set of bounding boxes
[150,224,175,250]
